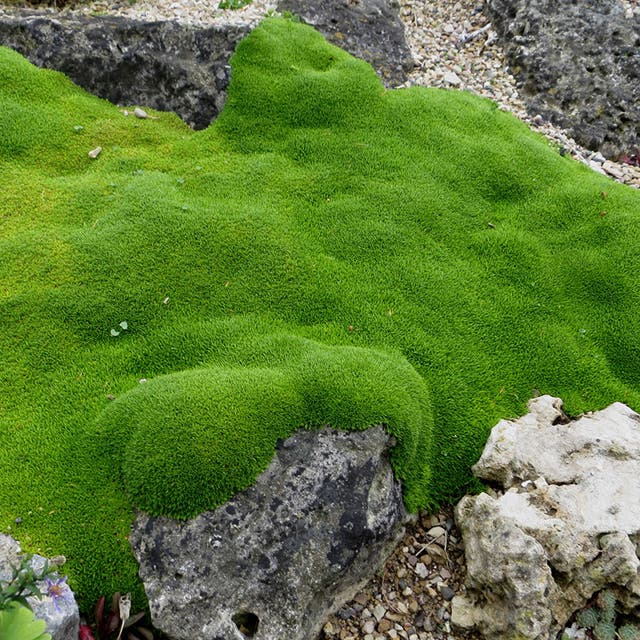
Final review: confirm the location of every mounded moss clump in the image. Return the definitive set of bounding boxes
[1,17,639,610]
[99,339,432,517]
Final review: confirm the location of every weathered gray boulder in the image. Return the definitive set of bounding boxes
[0,534,79,640]
[277,0,412,87]
[0,13,248,130]
[452,395,640,640]
[486,0,640,159]
[0,0,411,129]
[130,425,407,640]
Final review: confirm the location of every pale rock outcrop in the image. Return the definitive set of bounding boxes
[130,425,408,640]
[452,395,640,640]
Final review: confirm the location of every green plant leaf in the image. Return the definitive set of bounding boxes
[577,607,599,629]
[594,620,616,640]
[619,624,640,640]
[0,602,52,640]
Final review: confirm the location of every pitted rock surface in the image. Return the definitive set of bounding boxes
[276,0,412,87]
[486,0,640,159]
[130,425,407,640]
[0,14,248,129]
[0,0,411,128]
[452,396,640,640]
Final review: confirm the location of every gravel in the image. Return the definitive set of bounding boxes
[319,507,483,640]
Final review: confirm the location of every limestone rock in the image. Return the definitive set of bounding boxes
[486,0,640,159]
[453,396,640,640]
[0,534,80,640]
[130,425,407,640]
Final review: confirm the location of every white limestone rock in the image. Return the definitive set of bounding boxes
[453,396,640,640]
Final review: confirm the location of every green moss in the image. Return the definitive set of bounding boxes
[1,16,640,611]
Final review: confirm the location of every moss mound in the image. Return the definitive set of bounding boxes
[1,17,639,609]
[99,339,431,517]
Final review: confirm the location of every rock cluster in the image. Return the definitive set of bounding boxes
[0,0,411,128]
[397,0,640,188]
[130,426,407,640]
[486,0,640,161]
[452,396,640,640]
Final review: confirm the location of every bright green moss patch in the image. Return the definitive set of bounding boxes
[1,16,640,610]
[98,339,431,517]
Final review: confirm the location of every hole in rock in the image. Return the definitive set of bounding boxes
[232,611,259,638]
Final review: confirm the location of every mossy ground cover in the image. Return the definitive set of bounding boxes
[1,17,639,610]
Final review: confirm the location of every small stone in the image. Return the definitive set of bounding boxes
[338,607,356,620]
[443,71,461,86]
[427,526,447,540]
[377,619,393,633]
[402,587,413,596]
[602,160,625,179]
[88,146,102,159]
[438,585,456,601]
[414,562,428,579]
[134,107,149,119]
[354,593,369,606]
[385,612,404,623]
[363,619,376,635]
[323,621,336,636]
[373,605,386,622]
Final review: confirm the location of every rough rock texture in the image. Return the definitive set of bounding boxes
[0,534,80,640]
[0,0,410,128]
[451,396,640,640]
[277,0,412,86]
[486,0,640,159]
[130,425,408,640]
[0,14,248,129]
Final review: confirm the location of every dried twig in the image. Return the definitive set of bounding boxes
[458,22,492,44]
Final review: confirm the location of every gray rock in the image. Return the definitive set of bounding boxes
[276,0,412,87]
[0,534,80,640]
[452,396,640,640]
[0,0,411,130]
[130,425,407,640]
[0,13,249,130]
[486,0,640,159]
